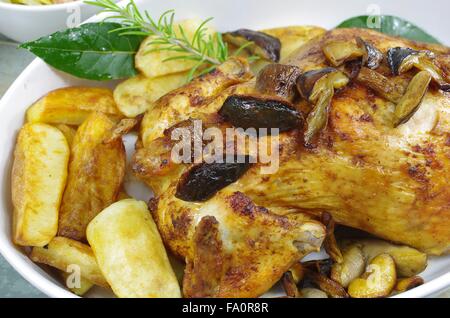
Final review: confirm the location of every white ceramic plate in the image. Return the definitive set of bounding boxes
[0,0,449,298]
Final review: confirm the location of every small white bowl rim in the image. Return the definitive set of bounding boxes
[0,0,87,11]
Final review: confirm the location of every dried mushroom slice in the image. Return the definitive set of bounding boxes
[299,69,349,145]
[282,271,301,298]
[394,71,432,127]
[321,212,343,263]
[175,156,252,202]
[322,40,365,67]
[340,239,427,278]
[348,253,397,298]
[296,67,336,100]
[219,95,303,132]
[387,47,449,91]
[357,38,383,70]
[223,29,281,62]
[322,38,382,69]
[331,244,366,288]
[304,268,349,298]
[356,67,405,103]
[256,63,301,101]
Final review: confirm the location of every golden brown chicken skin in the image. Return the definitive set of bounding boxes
[134,28,450,297]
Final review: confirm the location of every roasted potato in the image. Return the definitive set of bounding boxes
[86,199,181,298]
[135,19,215,78]
[30,237,108,288]
[58,112,126,242]
[12,123,69,247]
[348,253,397,298]
[26,87,123,126]
[341,239,428,277]
[61,272,94,296]
[114,73,187,117]
[54,124,77,147]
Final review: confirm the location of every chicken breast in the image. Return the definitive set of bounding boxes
[134,28,450,297]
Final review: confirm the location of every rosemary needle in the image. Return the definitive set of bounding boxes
[86,0,245,81]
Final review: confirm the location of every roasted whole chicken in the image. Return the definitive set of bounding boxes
[133,28,450,297]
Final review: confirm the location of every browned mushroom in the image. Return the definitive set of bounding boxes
[223,29,281,62]
[282,271,301,298]
[340,239,427,278]
[175,157,252,202]
[321,212,343,263]
[255,63,301,101]
[322,40,365,67]
[322,38,382,70]
[304,268,349,298]
[357,38,383,70]
[347,253,397,298]
[219,95,303,132]
[387,47,449,91]
[331,244,366,288]
[297,69,349,145]
[394,71,432,127]
[355,67,405,103]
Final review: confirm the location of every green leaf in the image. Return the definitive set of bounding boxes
[336,15,441,45]
[20,22,145,81]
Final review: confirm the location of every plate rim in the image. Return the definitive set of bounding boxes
[0,0,449,298]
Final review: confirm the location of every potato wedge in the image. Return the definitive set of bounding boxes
[26,87,122,126]
[58,112,126,242]
[61,272,94,296]
[114,73,187,117]
[12,123,69,247]
[54,124,77,147]
[30,237,108,287]
[348,253,396,298]
[135,19,215,78]
[87,199,181,298]
[341,239,427,277]
[262,26,326,61]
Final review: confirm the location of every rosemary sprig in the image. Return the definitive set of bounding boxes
[85,0,247,81]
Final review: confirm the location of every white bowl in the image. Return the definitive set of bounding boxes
[0,0,101,43]
[0,0,449,298]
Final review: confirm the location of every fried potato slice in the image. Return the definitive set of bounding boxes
[135,19,215,78]
[261,26,326,61]
[54,124,77,147]
[58,112,126,242]
[61,272,94,296]
[86,199,181,298]
[26,87,123,126]
[30,237,108,288]
[12,123,69,247]
[114,73,187,117]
